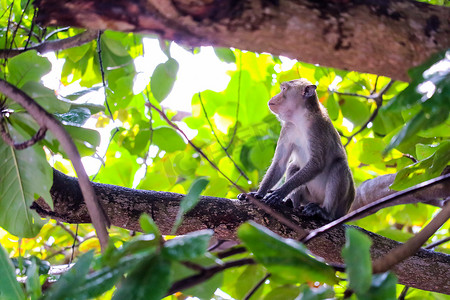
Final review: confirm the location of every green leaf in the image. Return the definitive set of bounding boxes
[390,141,450,190]
[11,256,50,275]
[64,125,101,157]
[152,126,186,153]
[20,82,71,114]
[325,93,340,121]
[0,126,52,237]
[358,272,397,300]
[150,58,179,102]
[56,107,91,126]
[340,97,371,127]
[295,285,334,300]
[163,230,213,261]
[238,222,337,285]
[172,177,209,233]
[44,251,95,300]
[7,50,51,87]
[341,228,372,294]
[214,47,236,63]
[263,285,302,300]
[25,257,42,300]
[113,255,171,300]
[0,244,25,300]
[101,234,159,265]
[74,259,139,299]
[64,87,102,101]
[139,214,161,239]
[358,138,385,164]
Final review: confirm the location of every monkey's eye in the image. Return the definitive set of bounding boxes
[281,85,287,92]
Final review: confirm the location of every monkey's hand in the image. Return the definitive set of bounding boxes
[301,203,332,221]
[237,192,264,201]
[262,189,285,207]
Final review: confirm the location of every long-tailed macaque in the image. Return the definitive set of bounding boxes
[238,79,355,220]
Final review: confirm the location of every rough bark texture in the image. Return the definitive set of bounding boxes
[32,170,450,294]
[34,0,450,81]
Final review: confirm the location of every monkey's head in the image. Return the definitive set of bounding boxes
[268,79,318,121]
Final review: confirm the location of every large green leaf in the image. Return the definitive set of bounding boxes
[0,244,25,300]
[150,58,179,102]
[342,227,373,294]
[113,255,171,300]
[163,230,213,261]
[390,141,450,190]
[152,126,186,153]
[20,81,71,114]
[44,251,95,300]
[172,177,209,233]
[238,222,337,285]
[0,127,52,237]
[214,47,236,63]
[7,50,51,87]
[358,272,397,300]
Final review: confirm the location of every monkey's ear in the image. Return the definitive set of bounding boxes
[303,85,317,98]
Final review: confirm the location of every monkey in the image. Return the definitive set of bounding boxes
[238,79,355,220]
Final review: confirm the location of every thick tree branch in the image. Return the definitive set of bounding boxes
[0,30,98,59]
[32,170,450,294]
[0,80,110,251]
[34,0,450,81]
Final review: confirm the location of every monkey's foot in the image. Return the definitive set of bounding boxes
[301,203,331,221]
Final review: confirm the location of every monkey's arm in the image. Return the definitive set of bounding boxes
[264,147,325,205]
[238,135,292,200]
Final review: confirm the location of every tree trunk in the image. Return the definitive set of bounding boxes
[34,0,450,81]
[32,170,450,294]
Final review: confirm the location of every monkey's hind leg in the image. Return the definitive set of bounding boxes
[323,159,353,220]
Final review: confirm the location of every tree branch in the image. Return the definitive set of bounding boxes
[0,79,110,251]
[31,170,450,294]
[34,0,450,81]
[0,29,98,59]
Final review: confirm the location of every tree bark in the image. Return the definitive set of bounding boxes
[32,170,450,294]
[34,0,450,81]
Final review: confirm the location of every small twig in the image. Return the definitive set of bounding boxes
[301,173,450,244]
[0,79,110,251]
[8,0,31,51]
[402,153,418,163]
[96,31,115,121]
[425,236,450,249]
[244,273,271,300]
[215,246,247,259]
[24,8,38,49]
[207,239,227,252]
[0,119,47,149]
[343,80,394,147]
[181,261,205,272]
[0,30,98,59]
[167,258,255,295]
[43,27,71,41]
[148,103,309,238]
[69,224,79,264]
[373,201,450,273]
[56,221,82,243]
[198,92,249,181]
